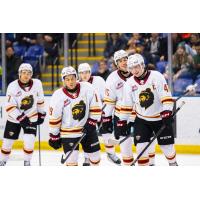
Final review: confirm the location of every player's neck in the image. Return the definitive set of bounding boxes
[119,70,130,78]
[65,84,78,93]
[18,79,32,87]
[136,69,148,80]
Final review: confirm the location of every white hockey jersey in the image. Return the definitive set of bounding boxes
[103,70,132,118]
[49,82,102,138]
[5,79,45,123]
[119,70,174,122]
[87,76,105,102]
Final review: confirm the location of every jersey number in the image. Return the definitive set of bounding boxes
[164,84,169,92]
[49,107,53,116]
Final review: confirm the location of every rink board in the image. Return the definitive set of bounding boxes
[0,96,200,154]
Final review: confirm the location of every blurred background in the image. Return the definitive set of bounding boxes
[0,33,200,96]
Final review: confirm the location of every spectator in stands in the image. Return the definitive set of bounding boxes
[172,33,182,54]
[189,34,200,55]
[93,58,111,81]
[192,42,200,79]
[135,41,156,70]
[6,46,22,85]
[145,33,167,64]
[126,33,144,55]
[104,33,126,59]
[172,44,194,81]
[43,34,60,66]
[15,33,37,47]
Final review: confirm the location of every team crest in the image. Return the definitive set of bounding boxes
[64,99,71,107]
[72,100,86,121]
[139,88,154,109]
[20,95,34,110]
[16,91,22,97]
[132,85,138,91]
[116,82,123,89]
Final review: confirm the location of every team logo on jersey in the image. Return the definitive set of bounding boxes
[116,82,123,89]
[20,95,34,110]
[72,100,86,121]
[139,88,154,109]
[64,99,71,107]
[16,91,22,97]
[132,85,138,91]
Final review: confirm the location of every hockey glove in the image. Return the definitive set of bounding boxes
[115,120,128,140]
[49,133,62,150]
[100,116,113,134]
[17,113,31,128]
[82,118,97,135]
[37,112,46,125]
[160,110,173,127]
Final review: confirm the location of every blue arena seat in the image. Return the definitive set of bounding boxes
[173,78,193,96]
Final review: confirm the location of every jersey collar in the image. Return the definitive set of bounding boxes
[88,76,94,84]
[62,82,80,99]
[18,79,33,92]
[117,70,132,81]
[133,70,151,85]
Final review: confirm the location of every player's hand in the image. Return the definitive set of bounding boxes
[37,112,46,125]
[101,116,113,134]
[115,120,128,139]
[17,113,31,128]
[160,110,173,127]
[48,133,62,150]
[82,118,97,135]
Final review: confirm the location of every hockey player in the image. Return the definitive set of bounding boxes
[117,54,178,166]
[48,66,101,166]
[101,50,134,165]
[0,63,46,166]
[78,63,105,166]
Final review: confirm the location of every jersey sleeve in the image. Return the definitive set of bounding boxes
[89,89,102,122]
[103,78,116,117]
[36,80,46,114]
[5,84,22,120]
[156,73,174,111]
[119,82,135,121]
[49,91,63,136]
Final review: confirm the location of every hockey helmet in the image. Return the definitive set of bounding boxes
[78,63,91,74]
[61,66,77,81]
[127,53,145,70]
[18,63,33,75]
[114,50,128,65]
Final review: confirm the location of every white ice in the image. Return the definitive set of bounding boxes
[4,150,200,166]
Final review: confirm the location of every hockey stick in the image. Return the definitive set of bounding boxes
[38,125,41,166]
[108,84,197,146]
[131,101,185,166]
[60,132,86,164]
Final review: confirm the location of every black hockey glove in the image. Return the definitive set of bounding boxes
[100,116,113,134]
[82,118,97,135]
[49,133,62,150]
[127,122,135,136]
[17,113,31,128]
[115,120,128,140]
[37,112,46,125]
[160,110,173,127]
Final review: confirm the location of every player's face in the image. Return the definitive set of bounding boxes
[79,71,90,81]
[64,75,77,90]
[117,57,128,72]
[130,64,144,77]
[19,70,32,83]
